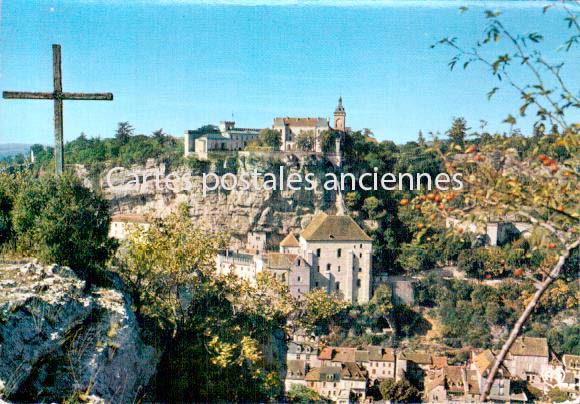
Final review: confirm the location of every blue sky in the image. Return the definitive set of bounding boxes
[0,0,578,145]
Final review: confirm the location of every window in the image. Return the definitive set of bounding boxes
[296,354,301,359]
[360,244,363,248]
[326,263,331,271]
[357,279,361,288]
[359,253,362,258]
[316,265,320,272]
[336,281,340,290]
[297,276,301,282]
[316,248,321,257]
[358,267,362,272]
[297,259,301,266]
[315,281,319,287]
[338,266,341,272]
[337,248,342,257]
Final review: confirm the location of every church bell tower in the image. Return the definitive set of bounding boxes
[334,97,346,132]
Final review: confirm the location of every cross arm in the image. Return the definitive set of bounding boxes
[62,92,113,100]
[3,91,54,100]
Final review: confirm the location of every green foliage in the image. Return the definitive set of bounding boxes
[318,130,337,153]
[547,325,580,356]
[29,123,183,170]
[259,128,282,150]
[414,276,531,348]
[115,121,134,143]
[287,385,328,403]
[363,196,384,220]
[118,212,292,402]
[397,241,438,273]
[446,117,470,147]
[295,289,349,335]
[295,130,316,151]
[547,388,570,403]
[10,174,115,281]
[0,173,22,245]
[379,379,421,403]
[184,156,210,175]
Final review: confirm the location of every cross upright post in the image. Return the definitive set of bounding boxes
[3,44,113,175]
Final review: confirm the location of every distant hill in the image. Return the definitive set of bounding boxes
[0,143,32,159]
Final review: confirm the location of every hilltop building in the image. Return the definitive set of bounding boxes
[216,212,372,304]
[184,121,260,159]
[184,98,348,159]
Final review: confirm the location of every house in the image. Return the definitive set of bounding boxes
[504,336,549,383]
[287,341,321,369]
[470,349,528,402]
[109,213,150,240]
[304,363,367,403]
[403,352,447,387]
[367,346,398,381]
[285,360,308,392]
[216,212,373,304]
[425,365,479,403]
[542,354,580,398]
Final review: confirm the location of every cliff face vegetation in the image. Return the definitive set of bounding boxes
[0,262,158,403]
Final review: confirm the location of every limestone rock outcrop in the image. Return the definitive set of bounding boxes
[0,263,157,403]
[93,155,338,243]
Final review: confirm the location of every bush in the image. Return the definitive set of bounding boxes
[11,174,116,281]
[379,379,421,403]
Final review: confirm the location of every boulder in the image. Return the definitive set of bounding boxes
[0,263,158,403]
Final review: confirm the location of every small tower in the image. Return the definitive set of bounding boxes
[334,96,346,132]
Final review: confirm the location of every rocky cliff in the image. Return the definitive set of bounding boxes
[82,153,339,244]
[0,262,157,403]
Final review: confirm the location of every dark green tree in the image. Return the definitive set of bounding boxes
[11,174,116,281]
[446,117,469,147]
[115,121,134,144]
[379,379,421,403]
[259,128,282,150]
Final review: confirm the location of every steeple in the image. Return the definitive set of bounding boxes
[334,96,346,131]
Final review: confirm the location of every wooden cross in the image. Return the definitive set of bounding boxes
[3,44,113,175]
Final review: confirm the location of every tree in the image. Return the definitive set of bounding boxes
[0,173,21,245]
[295,131,316,151]
[115,121,134,144]
[435,3,579,130]
[429,5,580,398]
[318,130,337,153]
[345,191,361,210]
[287,385,328,403]
[446,117,469,147]
[294,289,349,335]
[11,174,115,281]
[417,130,426,146]
[117,210,291,402]
[365,284,393,330]
[152,128,167,145]
[259,128,281,150]
[547,388,569,403]
[363,196,384,220]
[379,379,421,403]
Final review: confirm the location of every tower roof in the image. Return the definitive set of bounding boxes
[300,213,371,242]
[335,96,345,114]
